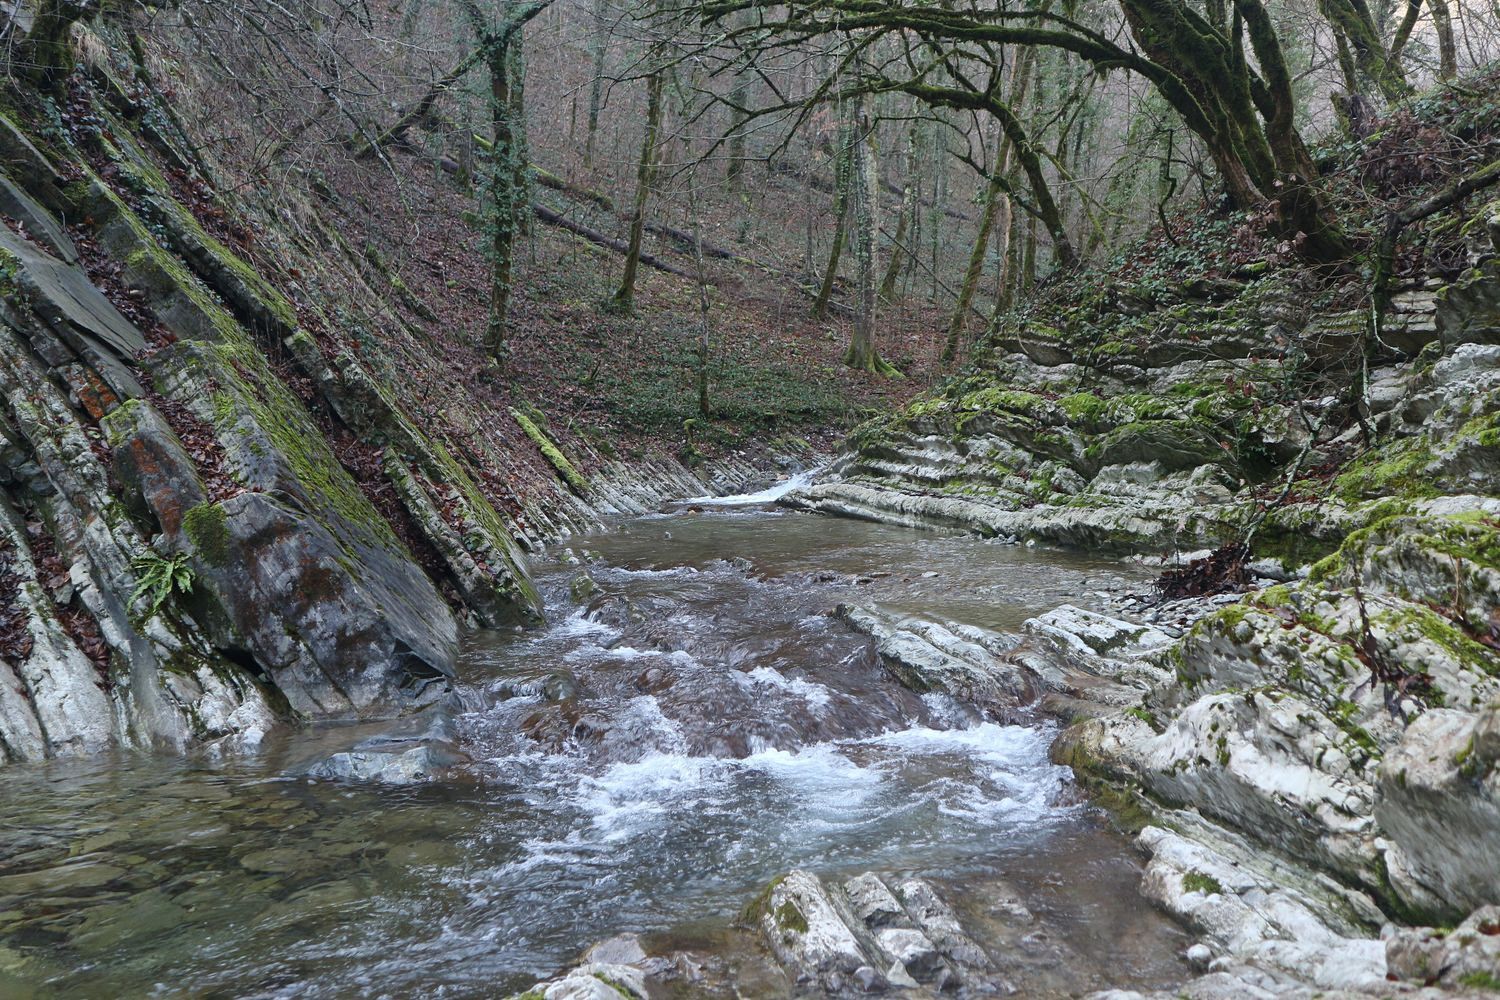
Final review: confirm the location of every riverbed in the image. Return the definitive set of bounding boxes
[0,487,1191,997]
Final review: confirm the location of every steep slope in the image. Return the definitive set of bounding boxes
[0,19,771,765]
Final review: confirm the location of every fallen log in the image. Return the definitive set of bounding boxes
[768,160,974,222]
[532,203,705,282]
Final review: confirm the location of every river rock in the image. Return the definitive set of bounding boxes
[1376,703,1500,920]
[303,709,467,784]
[1385,905,1500,989]
[835,604,1040,714]
[1025,604,1172,659]
[748,869,994,994]
[508,963,648,1000]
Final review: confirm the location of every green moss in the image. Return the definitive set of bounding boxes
[774,899,809,934]
[0,246,25,301]
[954,387,1052,418]
[1457,971,1500,991]
[903,395,951,420]
[1412,511,1500,571]
[590,973,635,998]
[69,173,245,344]
[742,874,786,924]
[196,337,401,551]
[1380,604,1500,678]
[182,502,230,568]
[1251,514,1345,568]
[1452,393,1500,450]
[1057,391,1107,426]
[105,131,298,332]
[1105,393,1176,422]
[1454,732,1481,780]
[1202,601,1255,635]
[1333,438,1440,501]
[1181,871,1224,895]
[1330,699,1380,758]
[511,408,588,495]
[1255,584,1292,608]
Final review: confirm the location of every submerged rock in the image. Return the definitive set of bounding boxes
[302,709,467,784]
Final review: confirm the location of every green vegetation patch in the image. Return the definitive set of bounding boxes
[1333,438,1440,501]
[774,899,809,934]
[182,502,230,567]
[1181,871,1224,895]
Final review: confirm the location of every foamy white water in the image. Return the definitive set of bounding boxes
[681,467,822,506]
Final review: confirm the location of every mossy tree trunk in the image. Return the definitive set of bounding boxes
[482,39,517,358]
[843,99,898,377]
[458,0,552,362]
[508,37,533,240]
[813,95,854,320]
[21,0,97,92]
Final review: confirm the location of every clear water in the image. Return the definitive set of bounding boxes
[0,495,1188,998]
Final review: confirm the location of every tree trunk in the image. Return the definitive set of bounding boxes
[1429,0,1458,79]
[483,39,518,360]
[726,20,751,190]
[879,122,918,302]
[613,52,666,311]
[929,117,947,300]
[688,181,714,417]
[584,0,608,169]
[509,34,533,238]
[813,98,854,320]
[945,49,1035,360]
[944,168,1005,363]
[843,103,890,375]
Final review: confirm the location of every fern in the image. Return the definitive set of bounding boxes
[130,552,195,615]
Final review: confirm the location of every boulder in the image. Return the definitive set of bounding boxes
[836,604,1040,714]
[1386,905,1500,989]
[747,869,993,993]
[1376,704,1500,921]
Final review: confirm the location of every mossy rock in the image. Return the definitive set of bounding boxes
[1085,419,1227,475]
[512,407,588,495]
[182,502,230,568]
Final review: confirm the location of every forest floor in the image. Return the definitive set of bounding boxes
[324,151,959,470]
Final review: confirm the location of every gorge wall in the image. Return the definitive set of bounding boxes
[0,20,767,766]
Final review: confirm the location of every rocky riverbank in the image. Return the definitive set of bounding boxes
[738,138,1500,999]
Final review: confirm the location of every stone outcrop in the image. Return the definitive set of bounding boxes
[746,869,995,994]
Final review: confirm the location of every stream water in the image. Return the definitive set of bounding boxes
[0,484,1192,998]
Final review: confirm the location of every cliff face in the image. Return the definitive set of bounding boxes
[0,21,768,766]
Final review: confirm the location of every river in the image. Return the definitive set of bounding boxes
[0,483,1191,997]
